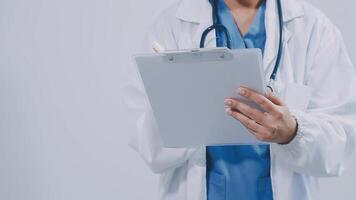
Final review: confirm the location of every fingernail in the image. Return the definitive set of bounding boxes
[238,88,246,96]
[225,108,232,115]
[224,99,232,106]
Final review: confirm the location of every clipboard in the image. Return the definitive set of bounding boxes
[134,48,267,147]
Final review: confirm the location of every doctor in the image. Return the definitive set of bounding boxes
[128,0,356,199]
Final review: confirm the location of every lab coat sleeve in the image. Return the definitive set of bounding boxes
[127,14,198,174]
[273,22,356,177]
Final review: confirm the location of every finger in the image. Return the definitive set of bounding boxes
[237,87,277,113]
[266,91,284,106]
[227,108,275,142]
[224,99,265,124]
[226,108,269,135]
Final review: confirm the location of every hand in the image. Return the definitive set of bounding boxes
[224,87,298,144]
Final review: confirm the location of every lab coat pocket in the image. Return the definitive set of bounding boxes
[207,172,226,200]
[282,83,313,111]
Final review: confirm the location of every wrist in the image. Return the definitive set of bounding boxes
[279,116,298,145]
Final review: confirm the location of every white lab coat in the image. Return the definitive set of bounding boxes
[128,0,356,199]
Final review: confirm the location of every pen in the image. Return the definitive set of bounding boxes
[152,41,165,53]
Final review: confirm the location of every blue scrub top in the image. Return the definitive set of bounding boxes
[207,0,273,200]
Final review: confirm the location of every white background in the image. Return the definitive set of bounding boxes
[0,0,355,199]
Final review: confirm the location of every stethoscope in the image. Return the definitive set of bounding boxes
[199,0,284,92]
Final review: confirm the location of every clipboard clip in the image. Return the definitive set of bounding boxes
[162,47,233,63]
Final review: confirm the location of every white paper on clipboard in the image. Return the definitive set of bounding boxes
[134,48,267,148]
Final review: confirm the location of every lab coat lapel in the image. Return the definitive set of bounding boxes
[263,0,279,80]
[176,0,216,48]
[193,21,217,48]
[264,0,303,82]
[175,0,211,24]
